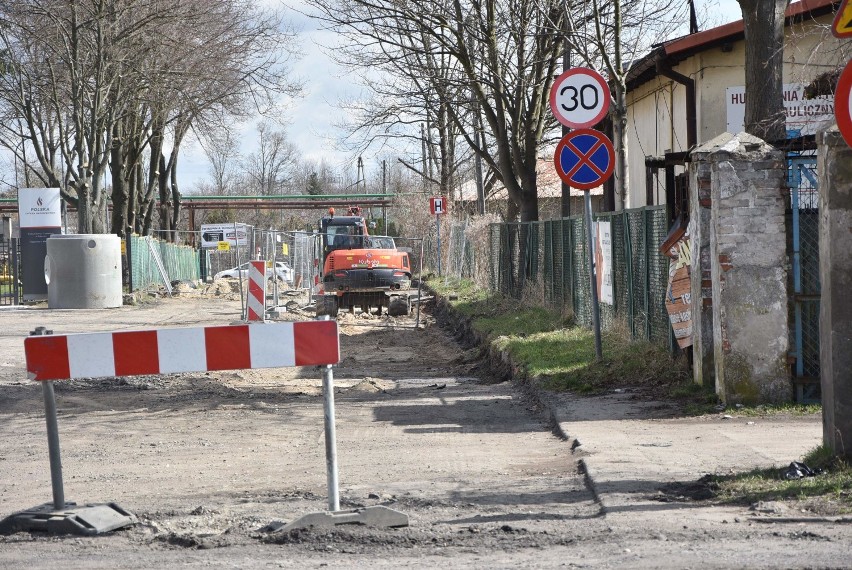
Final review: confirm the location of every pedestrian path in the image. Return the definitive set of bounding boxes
[546,391,822,514]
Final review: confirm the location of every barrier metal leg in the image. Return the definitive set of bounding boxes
[266,319,408,533]
[322,364,340,512]
[42,381,65,510]
[0,327,137,536]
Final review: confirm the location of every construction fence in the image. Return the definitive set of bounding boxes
[128,235,200,292]
[435,206,674,349]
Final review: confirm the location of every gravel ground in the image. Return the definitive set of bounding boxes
[0,287,849,568]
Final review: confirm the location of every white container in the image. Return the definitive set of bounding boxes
[45,234,122,309]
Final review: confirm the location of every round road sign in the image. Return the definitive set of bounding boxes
[835,59,852,147]
[553,129,615,190]
[549,67,611,129]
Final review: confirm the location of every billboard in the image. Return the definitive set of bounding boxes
[18,188,62,301]
[200,223,249,248]
[594,221,613,305]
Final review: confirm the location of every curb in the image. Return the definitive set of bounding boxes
[430,290,609,517]
[547,405,607,516]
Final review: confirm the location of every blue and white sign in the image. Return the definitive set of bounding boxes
[553,129,615,191]
[18,187,62,229]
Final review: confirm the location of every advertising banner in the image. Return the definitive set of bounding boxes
[726,84,834,137]
[200,223,248,248]
[594,221,613,305]
[18,188,62,301]
[663,227,694,349]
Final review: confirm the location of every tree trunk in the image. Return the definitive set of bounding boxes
[110,128,128,237]
[158,151,172,238]
[77,182,91,234]
[738,0,789,141]
[170,151,181,243]
[612,83,628,211]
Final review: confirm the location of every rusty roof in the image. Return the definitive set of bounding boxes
[626,0,837,90]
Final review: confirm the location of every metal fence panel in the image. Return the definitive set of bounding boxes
[0,237,20,306]
[788,154,820,402]
[486,205,672,349]
[129,235,199,291]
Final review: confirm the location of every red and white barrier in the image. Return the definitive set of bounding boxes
[247,260,266,321]
[24,321,339,381]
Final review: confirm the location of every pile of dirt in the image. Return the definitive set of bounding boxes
[199,279,243,299]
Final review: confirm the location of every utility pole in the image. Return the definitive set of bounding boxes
[382,160,388,232]
[561,16,572,219]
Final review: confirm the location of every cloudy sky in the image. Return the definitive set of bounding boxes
[176,0,746,192]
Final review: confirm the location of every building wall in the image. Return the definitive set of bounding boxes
[625,12,849,209]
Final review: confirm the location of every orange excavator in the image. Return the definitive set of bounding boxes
[314,206,412,317]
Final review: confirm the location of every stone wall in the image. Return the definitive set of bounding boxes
[689,132,790,404]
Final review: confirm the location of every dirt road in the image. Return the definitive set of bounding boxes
[2,288,850,568]
[0,291,602,568]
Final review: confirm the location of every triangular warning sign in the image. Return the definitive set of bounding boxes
[833,0,852,38]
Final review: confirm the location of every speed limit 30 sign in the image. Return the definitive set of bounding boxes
[549,67,610,129]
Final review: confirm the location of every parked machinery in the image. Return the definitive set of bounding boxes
[314,206,412,317]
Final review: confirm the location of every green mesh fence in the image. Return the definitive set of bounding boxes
[129,235,200,291]
[488,206,672,349]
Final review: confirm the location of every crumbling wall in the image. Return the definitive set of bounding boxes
[690,132,790,404]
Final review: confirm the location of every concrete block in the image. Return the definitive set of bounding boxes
[818,125,852,459]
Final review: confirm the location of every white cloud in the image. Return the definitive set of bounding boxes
[180,0,746,192]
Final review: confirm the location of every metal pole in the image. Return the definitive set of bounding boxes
[321,362,340,512]
[11,237,19,305]
[416,238,424,329]
[584,192,603,360]
[42,381,65,510]
[382,160,388,232]
[234,222,245,320]
[31,326,65,510]
[436,213,442,277]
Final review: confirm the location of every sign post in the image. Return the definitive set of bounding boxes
[429,197,446,277]
[550,67,613,360]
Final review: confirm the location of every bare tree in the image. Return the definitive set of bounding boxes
[0,0,301,237]
[241,121,300,196]
[291,158,339,195]
[200,127,242,196]
[308,0,566,223]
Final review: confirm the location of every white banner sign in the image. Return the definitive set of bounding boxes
[594,221,613,305]
[200,223,249,248]
[726,84,834,137]
[18,188,61,229]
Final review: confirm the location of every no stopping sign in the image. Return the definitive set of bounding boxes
[549,67,610,129]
